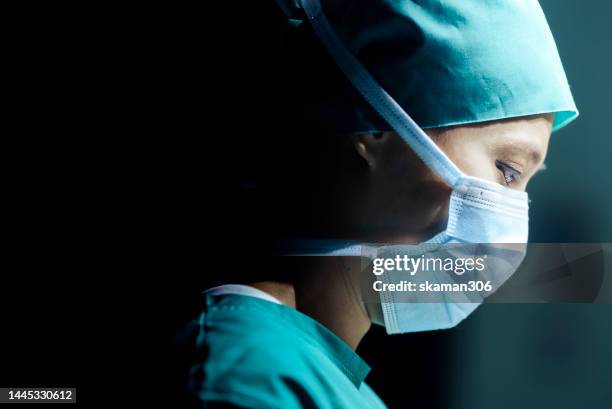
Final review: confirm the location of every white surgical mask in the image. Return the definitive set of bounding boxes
[289,0,530,333]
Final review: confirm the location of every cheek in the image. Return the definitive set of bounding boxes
[367,156,451,238]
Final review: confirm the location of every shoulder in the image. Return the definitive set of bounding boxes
[179,296,326,408]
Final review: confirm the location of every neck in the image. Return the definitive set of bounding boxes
[250,256,371,350]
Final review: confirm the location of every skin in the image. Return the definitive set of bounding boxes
[252,113,554,349]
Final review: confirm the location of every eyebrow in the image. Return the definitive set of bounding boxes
[494,141,544,167]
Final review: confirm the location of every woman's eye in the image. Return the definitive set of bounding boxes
[495,160,522,185]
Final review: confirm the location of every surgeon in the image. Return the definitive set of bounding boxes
[177,0,578,407]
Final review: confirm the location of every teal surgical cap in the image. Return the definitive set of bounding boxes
[275,0,578,133]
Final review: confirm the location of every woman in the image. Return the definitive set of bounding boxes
[178,0,577,407]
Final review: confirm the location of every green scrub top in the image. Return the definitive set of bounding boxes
[181,293,387,408]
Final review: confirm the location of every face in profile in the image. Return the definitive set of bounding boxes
[350,114,553,244]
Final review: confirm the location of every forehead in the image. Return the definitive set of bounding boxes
[428,114,553,164]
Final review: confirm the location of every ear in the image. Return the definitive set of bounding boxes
[352,132,391,170]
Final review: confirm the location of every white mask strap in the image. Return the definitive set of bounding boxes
[300,0,464,187]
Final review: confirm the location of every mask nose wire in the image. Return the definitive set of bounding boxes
[300,0,465,188]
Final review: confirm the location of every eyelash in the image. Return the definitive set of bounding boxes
[495,160,521,185]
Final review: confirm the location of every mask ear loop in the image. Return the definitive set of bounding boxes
[300,0,464,188]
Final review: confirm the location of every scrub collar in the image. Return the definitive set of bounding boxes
[205,293,371,387]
